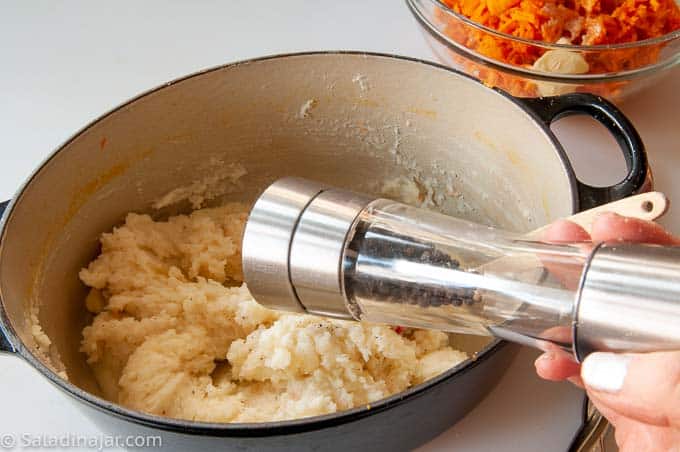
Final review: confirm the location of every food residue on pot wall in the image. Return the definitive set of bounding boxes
[298,99,318,118]
[151,161,247,210]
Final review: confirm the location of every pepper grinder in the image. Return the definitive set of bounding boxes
[242,178,680,361]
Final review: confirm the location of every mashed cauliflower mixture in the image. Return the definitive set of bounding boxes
[79,203,467,422]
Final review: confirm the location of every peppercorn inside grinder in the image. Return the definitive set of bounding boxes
[242,178,680,361]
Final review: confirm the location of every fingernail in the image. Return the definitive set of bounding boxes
[581,353,631,393]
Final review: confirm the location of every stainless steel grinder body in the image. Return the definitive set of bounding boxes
[243,178,680,361]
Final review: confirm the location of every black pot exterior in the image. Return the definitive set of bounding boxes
[0,201,12,354]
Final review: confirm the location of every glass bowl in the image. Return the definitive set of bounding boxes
[407,0,680,100]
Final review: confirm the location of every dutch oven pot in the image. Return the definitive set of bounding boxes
[0,52,648,451]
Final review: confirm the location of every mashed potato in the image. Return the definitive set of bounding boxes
[79,203,467,422]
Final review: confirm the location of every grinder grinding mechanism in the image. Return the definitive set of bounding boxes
[242,178,680,361]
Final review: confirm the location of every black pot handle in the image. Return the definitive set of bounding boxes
[0,199,16,354]
[520,93,650,210]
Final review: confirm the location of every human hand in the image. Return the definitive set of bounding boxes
[535,213,680,451]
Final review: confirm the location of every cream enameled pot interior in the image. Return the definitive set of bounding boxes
[0,53,574,403]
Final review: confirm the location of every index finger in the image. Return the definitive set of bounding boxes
[591,213,680,245]
[542,219,591,243]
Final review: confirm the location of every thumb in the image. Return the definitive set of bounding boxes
[581,351,680,428]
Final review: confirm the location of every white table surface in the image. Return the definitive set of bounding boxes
[1,2,678,451]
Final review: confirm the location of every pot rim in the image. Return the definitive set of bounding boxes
[0,50,580,435]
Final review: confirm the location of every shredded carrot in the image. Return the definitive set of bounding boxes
[435,0,680,96]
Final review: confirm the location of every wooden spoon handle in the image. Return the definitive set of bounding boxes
[527,192,669,239]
